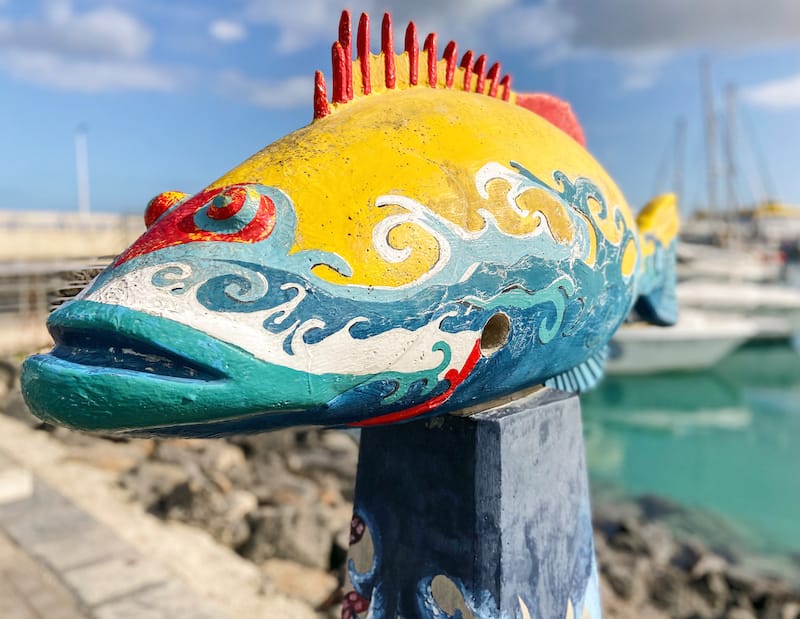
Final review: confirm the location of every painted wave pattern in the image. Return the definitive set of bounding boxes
[82,163,637,425]
[345,508,603,619]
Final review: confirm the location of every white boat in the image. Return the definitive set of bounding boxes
[607,309,757,375]
[677,280,800,339]
[677,241,784,284]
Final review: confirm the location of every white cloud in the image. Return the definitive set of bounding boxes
[218,71,313,108]
[744,73,800,110]
[0,0,185,93]
[209,19,246,44]
[557,0,800,54]
[0,50,178,92]
[496,0,800,91]
[244,0,514,54]
[0,1,151,61]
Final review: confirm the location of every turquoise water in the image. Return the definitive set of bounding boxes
[582,339,800,563]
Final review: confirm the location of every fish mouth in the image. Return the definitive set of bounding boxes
[20,300,349,435]
[48,324,226,381]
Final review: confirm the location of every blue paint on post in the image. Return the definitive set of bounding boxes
[342,388,603,619]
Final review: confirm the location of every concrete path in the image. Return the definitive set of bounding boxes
[0,414,320,619]
[0,529,86,619]
[0,449,225,619]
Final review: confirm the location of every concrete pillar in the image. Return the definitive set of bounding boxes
[342,388,602,619]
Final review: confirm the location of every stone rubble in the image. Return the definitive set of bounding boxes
[4,382,800,619]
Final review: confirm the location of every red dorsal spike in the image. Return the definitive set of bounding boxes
[500,74,512,101]
[382,13,395,88]
[332,41,347,104]
[338,11,353,101]
[405,21,419,86]
[473,54,487,94]
[487,62,500,97]
[444,41,457,88]
[516,93,587,146]
[313,70,330,119]
[460,50,474,91]
[424,33,437,87]
[357,13,371,95]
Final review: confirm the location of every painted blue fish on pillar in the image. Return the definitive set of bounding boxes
[21,12,678,437]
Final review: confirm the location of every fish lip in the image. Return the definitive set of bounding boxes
[45,300,228,382]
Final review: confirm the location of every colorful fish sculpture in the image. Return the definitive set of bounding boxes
[21,11,679,437]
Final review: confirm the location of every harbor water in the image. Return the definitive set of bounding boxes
[583,338,800,580]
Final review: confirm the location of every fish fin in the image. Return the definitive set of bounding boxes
[634,193,680,326]
[545,347,607,393]
[313,11,516,120]
[515,93,586,146]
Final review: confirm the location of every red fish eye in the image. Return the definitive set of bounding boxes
[206,188,246,220]
[144,191,188,228]
[115,184,278,267]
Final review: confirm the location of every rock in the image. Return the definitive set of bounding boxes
[726,608,757,619]
[692,571,730,617]
[671,538,706,571]
[637,494,682,520]
[254,473,320,508]
[783,602,800,619]
[262,558,338,608]
[691,552,729,578]
[63,439,152,473]
[243,505,333,569]
[638,522,678,566]
[604,560,636,600]
[119,460,192,514]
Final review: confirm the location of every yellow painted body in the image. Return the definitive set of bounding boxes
[210,88,638,288]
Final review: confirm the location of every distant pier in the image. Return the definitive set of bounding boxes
[0,210,143,356]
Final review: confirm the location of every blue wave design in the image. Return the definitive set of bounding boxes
[82,167,640,417]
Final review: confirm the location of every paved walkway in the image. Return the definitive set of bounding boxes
[0,529,86,619]
[0,448,226,619]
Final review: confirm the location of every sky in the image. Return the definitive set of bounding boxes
[1,0,799,216]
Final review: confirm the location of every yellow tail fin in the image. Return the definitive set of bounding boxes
[634,193,680,326]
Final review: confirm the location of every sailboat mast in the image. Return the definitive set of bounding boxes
[701,59,718,215]
[724,83,738,217]
[673,116,687,212]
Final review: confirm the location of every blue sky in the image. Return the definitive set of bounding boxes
[1,0,799,216]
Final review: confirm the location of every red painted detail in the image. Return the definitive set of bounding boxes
[424,33,437,88]
[338,10,353,101]
[500,74,512,101]
[144,191,187,229]
[460,50,474,91]
[313,11,526,115]
[206,188,245,220]
[487,62,500,97]
[382,13,395,88]
[332,42,347,104]
[313,71,330,119]
[351,339,482,428]
[405,21,418,86]
[516,92,587,146]
[357,13,371,95]
[444,41,457,88]
[349,515,366,545]
[115,186,276,267]
[474,54,487,94]
[342,590,370,619]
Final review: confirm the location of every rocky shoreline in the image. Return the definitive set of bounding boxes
[4,384,800,619]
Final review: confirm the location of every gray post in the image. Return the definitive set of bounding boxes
[342,388,602,619]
